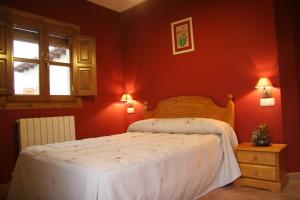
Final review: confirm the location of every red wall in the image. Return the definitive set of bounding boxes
[0,0,126,184]
[122,0,284,155]
[1,0,299,185]
[275,0,300,172]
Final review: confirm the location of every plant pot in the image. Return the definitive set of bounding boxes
[255,140,271,147]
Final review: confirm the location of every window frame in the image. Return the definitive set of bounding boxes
[10,20,44,101]
[8,15,78,102]
[0,6,89,110]
[45,25,75,101]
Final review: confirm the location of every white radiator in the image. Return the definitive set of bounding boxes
[18,116,76,150]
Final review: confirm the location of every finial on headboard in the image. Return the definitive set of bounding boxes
[144,101,148,111]
[144,101,150,119]
[226,94,235,128]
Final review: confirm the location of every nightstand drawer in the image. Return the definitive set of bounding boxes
[240,164,278,181]
[236,151,277,166]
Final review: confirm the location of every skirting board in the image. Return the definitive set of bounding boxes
[288,172,300,181]
[0,183,9,200]
[0,183,9,191]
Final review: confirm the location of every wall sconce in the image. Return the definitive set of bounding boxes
[255,77,275,106]
[121,93,134,113]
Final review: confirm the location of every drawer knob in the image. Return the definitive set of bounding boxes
[253,170,258,176]
[252,156,258,161]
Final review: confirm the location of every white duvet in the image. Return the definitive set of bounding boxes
[8,118,241,200]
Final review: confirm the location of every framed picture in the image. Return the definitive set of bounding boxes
[171,17,195,55]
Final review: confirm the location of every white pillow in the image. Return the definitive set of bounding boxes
[127,118,158,133]
[127,118,231,134]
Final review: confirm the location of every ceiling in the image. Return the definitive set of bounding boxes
[87,0,146,12]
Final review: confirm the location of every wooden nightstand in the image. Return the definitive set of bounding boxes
[234,143,288,192]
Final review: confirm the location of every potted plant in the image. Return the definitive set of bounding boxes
[251,123,271,146]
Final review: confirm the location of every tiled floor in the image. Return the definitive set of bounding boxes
[199,180,300,200]
[1,181,299,200]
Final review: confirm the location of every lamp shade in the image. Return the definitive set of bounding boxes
[120,94,133,102]
[255,77,273,89]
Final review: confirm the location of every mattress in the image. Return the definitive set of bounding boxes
[8,118,241,200]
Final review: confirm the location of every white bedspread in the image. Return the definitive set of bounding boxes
[8,119,241,200]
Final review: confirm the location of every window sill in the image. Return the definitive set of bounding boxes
[0,97,82,110]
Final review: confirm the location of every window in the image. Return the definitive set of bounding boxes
[13,27,40,95]
[0,6,97,109]
[48,34,71,96]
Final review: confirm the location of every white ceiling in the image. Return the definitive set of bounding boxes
[87,0,146,12]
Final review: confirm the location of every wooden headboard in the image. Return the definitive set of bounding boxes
[144,95,235,128]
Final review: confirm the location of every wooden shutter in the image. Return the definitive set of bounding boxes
[0,14,12,96]
[72,35,97,96]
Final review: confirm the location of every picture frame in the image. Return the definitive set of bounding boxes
[171,17,195,55]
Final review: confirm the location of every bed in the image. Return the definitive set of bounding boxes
[8,95,241,200]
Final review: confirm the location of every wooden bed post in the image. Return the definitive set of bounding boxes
[227,94,235,129]
[144,101,149,119]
